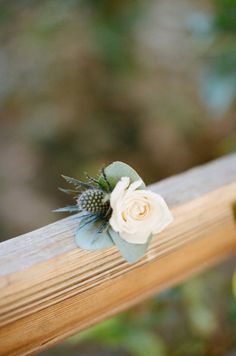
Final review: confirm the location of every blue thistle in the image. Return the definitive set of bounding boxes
[78,189,110,216]
[54,170,112,229]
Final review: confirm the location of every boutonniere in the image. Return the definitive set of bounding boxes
[55,162,173,263]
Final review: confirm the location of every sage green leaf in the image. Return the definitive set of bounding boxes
[99,161,145,191]
[58,187,79,195]
[109,228,150,263]
[53,205,79,213]
[61,175,92,189]
[75,219,114,250]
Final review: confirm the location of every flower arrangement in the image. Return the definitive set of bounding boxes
[55,161,173,263]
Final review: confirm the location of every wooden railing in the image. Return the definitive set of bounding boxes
[0,154,236,355]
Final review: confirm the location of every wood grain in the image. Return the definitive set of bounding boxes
[0,153,236,355]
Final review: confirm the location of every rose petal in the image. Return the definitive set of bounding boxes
[110,176,130,207]
[109,177,173,245]
[127,179,143,193]
[150,194,173,234]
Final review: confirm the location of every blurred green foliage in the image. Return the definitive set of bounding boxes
[194,0,236,114]
[215,0,236,32]
[68,317,166,356]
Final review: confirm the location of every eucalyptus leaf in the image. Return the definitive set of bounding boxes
[109,228,150,263]
[99,161,145,191]
[77,214,100,231]
[75,219,114,250]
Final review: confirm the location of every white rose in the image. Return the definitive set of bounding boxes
[109,177,173,244]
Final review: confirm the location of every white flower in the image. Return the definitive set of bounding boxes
[109,177,173,244]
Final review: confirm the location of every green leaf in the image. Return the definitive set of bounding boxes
[58,187,79,195]
[109,228,150,264]
[75,219,114,250]
[53,205,79,213]
[99,161,145,191]
[61,175,92,189]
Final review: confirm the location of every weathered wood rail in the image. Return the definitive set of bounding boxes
[0,154,236,355]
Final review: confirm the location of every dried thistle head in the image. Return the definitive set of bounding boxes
[77,189,110,216]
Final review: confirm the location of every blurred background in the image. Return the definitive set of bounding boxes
[0,0,236,354]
